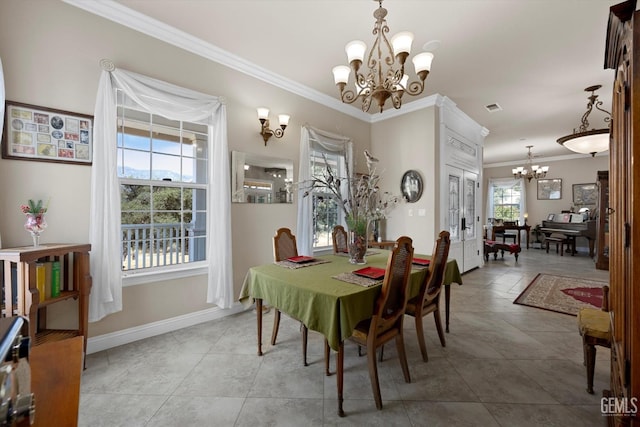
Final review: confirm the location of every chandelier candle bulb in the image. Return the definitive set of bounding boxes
[346,40,366,64]
[391,31,414,58]
[257,107,269,122]
[278,114,290,128]
[332,65,351,86]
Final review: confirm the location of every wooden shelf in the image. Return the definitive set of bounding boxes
[36,290,79,308]
[0,243,91,362]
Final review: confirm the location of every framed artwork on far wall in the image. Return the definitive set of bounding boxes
[537,178,562,200]
[572,183,598,205]
[1,100,93,165]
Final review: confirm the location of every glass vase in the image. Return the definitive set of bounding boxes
[347,227,368,265]
[24,213,47,247]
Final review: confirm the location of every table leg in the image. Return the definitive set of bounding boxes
[445,284,451,333]
[324,339,331,376]
[256,298,263,356]
[337,341,345,417]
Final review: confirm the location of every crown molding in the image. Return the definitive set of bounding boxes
[484,151,609,169]
[62,0,375,121]
[61,0,489,127]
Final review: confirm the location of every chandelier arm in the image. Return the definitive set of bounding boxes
[593,100,612,125]
[338,88,361,105]
[402,79,426,96]
[391,92,402,110]
[578,102,594,132]
[273,127,285,139]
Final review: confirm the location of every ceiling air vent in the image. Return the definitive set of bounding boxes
[485,103,502,113]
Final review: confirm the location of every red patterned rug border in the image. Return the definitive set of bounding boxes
[513,273,607,316]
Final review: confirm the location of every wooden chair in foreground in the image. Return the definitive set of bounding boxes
[348,236,414,410]
[271,227,310,365]
[405,230,451,362]
[577,285,611,394]
[332,225,348,254]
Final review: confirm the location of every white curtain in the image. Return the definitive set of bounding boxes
[296,125,352,255]
[486,177,527,225]
[89,65,232,322]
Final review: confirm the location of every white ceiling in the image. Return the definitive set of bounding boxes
[76,0,621,165]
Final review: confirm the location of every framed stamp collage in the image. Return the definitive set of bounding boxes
[2,101,93,165]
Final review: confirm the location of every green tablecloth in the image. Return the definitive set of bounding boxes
[239,251,462,351]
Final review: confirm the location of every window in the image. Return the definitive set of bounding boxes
[490,181,522,221]
[310,148,342,249]
[116,90,208,272]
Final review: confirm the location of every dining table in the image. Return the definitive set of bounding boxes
[238,250,463,416]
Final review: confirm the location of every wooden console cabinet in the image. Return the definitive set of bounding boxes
[604,1,640,425]
[0,244,91,360]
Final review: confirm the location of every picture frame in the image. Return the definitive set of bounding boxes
[537,178,562,200]
[401,170,423,203]
[2,101,93,165]
[572,182,598,205]
[547,213,556,221]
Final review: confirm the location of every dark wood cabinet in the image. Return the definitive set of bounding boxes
[604,1,640,425]
[595,170,609,270]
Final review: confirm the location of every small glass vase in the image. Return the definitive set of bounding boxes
[24,213,47,247]
[347,228,368,265]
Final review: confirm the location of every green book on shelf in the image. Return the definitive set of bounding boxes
[51,261,60,298]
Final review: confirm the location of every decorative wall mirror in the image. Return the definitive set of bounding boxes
[401,170,423,203]
[231,151,294,203]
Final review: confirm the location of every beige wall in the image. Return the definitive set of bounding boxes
[371,107,438,255]
[0,0,371,337]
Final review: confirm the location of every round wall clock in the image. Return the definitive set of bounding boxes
[401,170,423,203]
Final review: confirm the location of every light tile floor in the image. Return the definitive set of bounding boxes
[79,246,611,426]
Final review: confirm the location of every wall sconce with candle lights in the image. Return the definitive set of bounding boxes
[257,107,289,146]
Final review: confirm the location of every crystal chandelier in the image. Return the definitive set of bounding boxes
[512,146,549,182]
[331,0,434,113]
[557,85,611,157]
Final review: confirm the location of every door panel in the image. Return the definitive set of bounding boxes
[446,166,480,272]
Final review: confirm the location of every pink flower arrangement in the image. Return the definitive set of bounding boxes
[21,199,48,234]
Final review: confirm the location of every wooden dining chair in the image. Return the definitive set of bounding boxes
[348,235,414,410]
[405,230,451,362]
[332,225,348,254]
[272,227,310,365]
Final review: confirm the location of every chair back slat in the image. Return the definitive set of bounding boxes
[273,228,298,262]
[422,231,451,301]
[374,236,414,331]
[332,225,348,254]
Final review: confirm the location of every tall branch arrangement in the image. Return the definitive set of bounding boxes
[301,150,399,236]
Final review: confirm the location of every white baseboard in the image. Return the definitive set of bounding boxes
[86,303,246,354]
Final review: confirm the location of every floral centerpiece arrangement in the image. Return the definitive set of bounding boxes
[21,199,48,247]
[302,150,399,264]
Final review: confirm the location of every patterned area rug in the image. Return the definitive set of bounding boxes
[513,273,607,316]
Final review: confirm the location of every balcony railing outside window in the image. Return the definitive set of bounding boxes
[121,222,205,270]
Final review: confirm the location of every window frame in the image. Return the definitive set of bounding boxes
[309,148,344,251]
[116,95,210,283]
[490,181,522,221]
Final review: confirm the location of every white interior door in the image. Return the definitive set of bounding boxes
[446,165,480,272]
